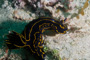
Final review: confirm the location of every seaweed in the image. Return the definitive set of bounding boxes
[70,0,89,19]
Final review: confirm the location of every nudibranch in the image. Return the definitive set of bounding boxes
[6,17,68,60]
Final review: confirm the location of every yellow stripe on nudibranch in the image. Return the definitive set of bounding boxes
[14,44,26,48]
[6,42,12,44]
[27,45,36,53]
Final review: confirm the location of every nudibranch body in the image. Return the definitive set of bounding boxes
[6,17,68,60]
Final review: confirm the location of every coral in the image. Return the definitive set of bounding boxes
[13,9,35,20]
[12,0,74,20]
[40,0,58,6]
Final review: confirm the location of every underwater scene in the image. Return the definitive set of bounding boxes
[0,0,90,60]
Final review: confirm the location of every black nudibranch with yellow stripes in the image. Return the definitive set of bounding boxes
[6,17,68,60]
